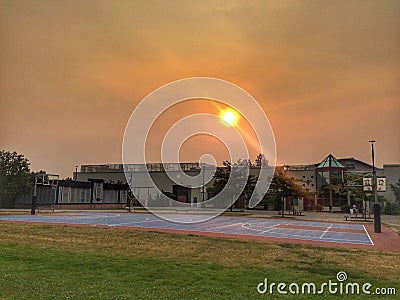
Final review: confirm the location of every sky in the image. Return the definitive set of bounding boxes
[1,0,399,178]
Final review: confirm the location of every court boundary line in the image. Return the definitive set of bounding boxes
[319,224,333,239]
[206,222,245,230]
[250,227,372,245]
[363,225,374,245]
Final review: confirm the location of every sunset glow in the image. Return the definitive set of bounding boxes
[0,1,399,177]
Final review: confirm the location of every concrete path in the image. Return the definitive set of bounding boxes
[244,210,400,226]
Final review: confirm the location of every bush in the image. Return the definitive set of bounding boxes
[382,202,400,215]
[341,204,351,213]
[314,204,323,212]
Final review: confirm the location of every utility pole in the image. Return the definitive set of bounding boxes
[369,140,381,233]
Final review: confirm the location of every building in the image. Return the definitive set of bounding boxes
[73,155,399,210]
[15,179,129,209]
[77,163,208,207]
[17,155,397,211]
[280,155,400,209]
[381,164,400,203]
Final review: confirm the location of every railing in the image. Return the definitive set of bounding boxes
[283,165,315,171]
[81,163,205,173]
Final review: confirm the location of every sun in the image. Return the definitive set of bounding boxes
[223,111,236,124]
[221,109,239,126]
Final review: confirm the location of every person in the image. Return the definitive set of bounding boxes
[353,204,359,213]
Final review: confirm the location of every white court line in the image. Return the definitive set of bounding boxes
[363,225,374,245]
[245,225,369,242]
[114,219,165,226]
[260,224,287,234]
[248,224,339,236]
[318,235,371,245]
[170,216,197,221]
[75,214,121,220]
[206,223,244,230]
[241,223,285,234]
[257,230,371,245]
[319,224,333,239]
[259,224,282,234]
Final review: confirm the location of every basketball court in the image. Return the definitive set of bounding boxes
[3,212,396,250]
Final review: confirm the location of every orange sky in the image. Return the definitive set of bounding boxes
[1,0,399,178]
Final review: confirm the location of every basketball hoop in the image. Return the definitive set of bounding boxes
[31,173,59,215]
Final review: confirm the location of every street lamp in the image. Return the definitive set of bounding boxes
[202,163,205,208]
[369,140,381,233]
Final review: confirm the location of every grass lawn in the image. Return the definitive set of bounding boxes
[0,222,399,299]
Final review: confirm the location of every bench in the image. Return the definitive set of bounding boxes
[345,209,374,221]
[321,206,341,213]
[290,209,304,216]
[37,205,55,213]
[278,209,304,216]
[176,209,188,213]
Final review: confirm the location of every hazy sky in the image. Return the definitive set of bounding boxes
[1,0,399,178]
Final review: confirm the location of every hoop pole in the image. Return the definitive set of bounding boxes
[31,176,38,215]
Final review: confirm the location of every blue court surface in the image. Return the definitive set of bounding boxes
[0,212,373,246]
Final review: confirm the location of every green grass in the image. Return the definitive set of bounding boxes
[0,244,263,299]
[0,222,399,299]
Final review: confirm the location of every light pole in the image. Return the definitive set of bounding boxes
[369,140,381,233]
[202,163,205,208]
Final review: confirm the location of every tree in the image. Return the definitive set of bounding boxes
[339,173,365,200]
[388,179,400,215]
[209,159,256,209]
[391,179,400,203]
[0,150,31,208]
[332,173,369,212]
[266,169,314,210]
[255,153,268,167]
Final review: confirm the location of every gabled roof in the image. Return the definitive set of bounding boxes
[338,157,373,170]
[317,154,345,169]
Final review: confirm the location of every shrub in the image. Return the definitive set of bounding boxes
[314,204,323,212]
[341,204,351,213]
[382,202,400,215]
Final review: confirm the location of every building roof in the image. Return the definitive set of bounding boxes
[317,154,345,169]
[338,157,374,171]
